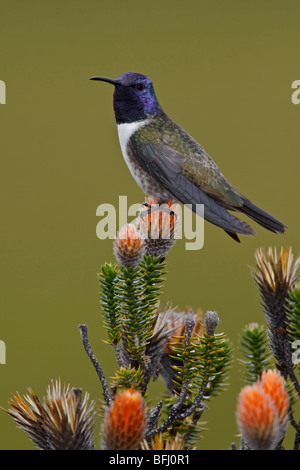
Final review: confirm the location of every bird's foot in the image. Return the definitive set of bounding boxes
[140,202,177,220]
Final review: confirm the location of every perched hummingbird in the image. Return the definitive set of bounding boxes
[90,72,286,242]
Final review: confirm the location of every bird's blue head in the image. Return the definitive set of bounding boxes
[90,72,162,124]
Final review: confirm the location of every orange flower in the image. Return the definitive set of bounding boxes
[260,369,289,431]
[236,370,289,450]
[113,224,144,268]
[101,388,147,450]
[138,197,179,258]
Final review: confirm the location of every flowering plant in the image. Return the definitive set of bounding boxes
[3,200,300,450]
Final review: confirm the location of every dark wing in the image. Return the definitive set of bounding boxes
[129,140,255,236]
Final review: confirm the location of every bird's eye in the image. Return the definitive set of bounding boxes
[132,83,145,91]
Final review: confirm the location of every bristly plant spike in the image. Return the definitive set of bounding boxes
[240,323,272,384]
[3,379,95,450]
[111,365,144,392]
[159,309,204,393]
[116,261,156,369]
[192,325,232,401]
[287,287,300,345]
[253,247,300,376]
[98,263,121,346]
[160,311,231,448]
[110,234,168,389]
[145,313,208,448]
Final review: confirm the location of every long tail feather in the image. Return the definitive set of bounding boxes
[240,199,286,234]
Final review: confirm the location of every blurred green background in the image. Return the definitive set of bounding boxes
[0,0,299,450]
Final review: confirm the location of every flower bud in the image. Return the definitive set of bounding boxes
[101,388,146,450]
[236,369,289,450]
[113,224,144,268]
[138,198,179,258]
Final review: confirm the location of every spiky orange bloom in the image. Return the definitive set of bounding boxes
[237,370,289,450]
[101,388,146,450]
[260,369,289,430]
[113,223,144,268]
[237,384,279,450]
[138,197,179,258]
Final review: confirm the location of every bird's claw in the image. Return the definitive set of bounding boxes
[140,203,177,221]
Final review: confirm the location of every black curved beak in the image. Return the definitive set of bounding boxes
[89,76,122,87]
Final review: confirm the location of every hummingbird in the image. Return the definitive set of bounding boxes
[90,72,286,242]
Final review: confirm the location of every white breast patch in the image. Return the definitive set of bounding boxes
[117,119,149,167]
